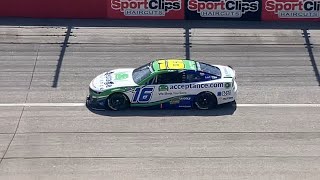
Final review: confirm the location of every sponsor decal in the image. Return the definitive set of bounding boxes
[108,0,184,19]
[170,83,224,90]
[266,0,320,18]
[262,0,320,21]
[115,72,129,80]
[180,96,192,100]
[225,82,231,89]
[159,91,187,96]
[178,105,192,108]
[223,97,234,100]
[205,75,212,80]
[170,98,180,104]
[105,73,112,81]
[159,85,169,91]
[187,0,259,18]
[178,96,193,108]
[154,59,197,71]
[218,90,232,96]
[158,59,185,70]
[102,72,114,88]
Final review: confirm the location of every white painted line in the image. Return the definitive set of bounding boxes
[0,103,85,107]
[0,103,320,107]
[237,104,320,107]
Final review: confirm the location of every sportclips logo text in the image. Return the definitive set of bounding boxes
[188,0,259,18]
[170,83,224,90]
[265,0,320,18]
[111,0,181,16]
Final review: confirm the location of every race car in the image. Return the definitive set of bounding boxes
[87,59,237,111]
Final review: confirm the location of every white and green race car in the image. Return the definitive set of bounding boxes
[87,59,237,111]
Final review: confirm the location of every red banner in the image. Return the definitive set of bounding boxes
[262,0,320,21]
[107,0,185,19]
[0,0,107,18]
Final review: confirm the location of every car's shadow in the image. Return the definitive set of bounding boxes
[87,102,237,117]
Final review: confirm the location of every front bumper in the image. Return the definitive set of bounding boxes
[86,95,106,111]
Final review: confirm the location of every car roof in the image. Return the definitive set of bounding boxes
[151,59,198,72]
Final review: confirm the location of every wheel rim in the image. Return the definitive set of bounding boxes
[196,93,215,109]
[108,94,128,110]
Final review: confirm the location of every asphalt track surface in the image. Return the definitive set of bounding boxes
[0,19,320,179]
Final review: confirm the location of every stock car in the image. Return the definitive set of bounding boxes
[87,59,237,111]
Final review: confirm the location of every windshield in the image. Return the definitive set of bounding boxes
[132,63,152,84]
[197,62,221,77]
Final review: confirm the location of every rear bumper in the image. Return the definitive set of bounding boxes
[217,80,237,105]
[233,80,238,100]
[86,95,106,111]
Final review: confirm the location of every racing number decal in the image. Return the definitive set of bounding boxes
[132,87,154,102]
[158,60,185,70]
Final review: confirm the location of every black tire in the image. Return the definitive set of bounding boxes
[194,92,217,110]
[106,93,130,111]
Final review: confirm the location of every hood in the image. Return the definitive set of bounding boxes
[90,68,137,93]
[214,65,236,78]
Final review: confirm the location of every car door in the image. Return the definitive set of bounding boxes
[131,71,186,105]
[146,70,215,107]
[184,70,224,97]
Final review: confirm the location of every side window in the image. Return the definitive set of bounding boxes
[154,72,183,84]
[145,77,155,85]
[185,70,213,83]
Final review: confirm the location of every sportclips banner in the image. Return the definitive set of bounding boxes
[262,0,320,21]
[107,0,185,19]
[186,0,262,20]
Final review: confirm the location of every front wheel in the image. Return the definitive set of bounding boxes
[194,92,217,110]
[107,93,130,111]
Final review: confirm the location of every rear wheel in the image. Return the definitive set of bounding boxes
[194,92,217,110]
[107,93,130,111]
